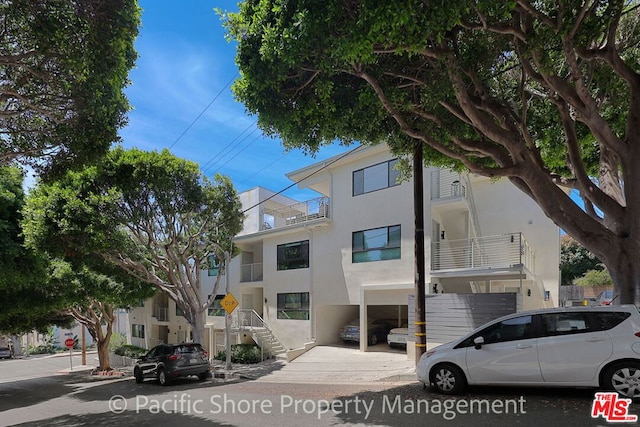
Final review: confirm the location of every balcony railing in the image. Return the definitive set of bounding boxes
[431,170,468,200]
[240,262,263,282]
[153,305,169,321]
[432,233,535,273]
[261,196,329,231]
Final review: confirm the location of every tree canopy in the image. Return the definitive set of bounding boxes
[0,0,140,175]
[223,0,640,304]
[23,147,245,345]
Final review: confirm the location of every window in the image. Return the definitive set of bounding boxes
[352,225,401,263]
[132,324,145,339]
[207,255,220,276]
[176,306,185,317]
[277,240,309,270]
[277,292,310,320]
[353,159,400,196]
[542,311,631,336]
[207,295,225,316]
[458,315,534,347]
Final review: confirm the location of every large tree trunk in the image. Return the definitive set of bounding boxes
[189,308,206,345]
[601,242,640,306]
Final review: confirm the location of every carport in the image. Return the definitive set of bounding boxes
[359,283,412,353]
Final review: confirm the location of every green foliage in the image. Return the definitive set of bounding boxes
[108,332,126,352]
[114,344,147,358]
[574,268,614,287]
[560,235,602,286]
[215,344,263,364]
[0,0,141,175]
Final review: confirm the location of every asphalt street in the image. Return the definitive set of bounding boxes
[0,346,638,426]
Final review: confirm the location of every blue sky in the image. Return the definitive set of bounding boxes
[118,0,346,201]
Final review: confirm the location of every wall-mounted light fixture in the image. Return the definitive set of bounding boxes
[264,298,268,304]
[527,289,532,297]
[441,231,446,240]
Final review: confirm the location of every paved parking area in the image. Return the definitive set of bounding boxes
[232,344,417,384]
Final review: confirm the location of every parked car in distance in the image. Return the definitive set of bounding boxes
[0,347,13,359]
[134,343,210,386]
[340,318,395,346]
[417,305,640,398]
[388,323,409,347]
[593,290,615,306]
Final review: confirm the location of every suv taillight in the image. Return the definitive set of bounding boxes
[203,351,209,358]
[168,354,179,361]
[635,332,640,338]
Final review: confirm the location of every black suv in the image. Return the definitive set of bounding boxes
[134,343,210,385]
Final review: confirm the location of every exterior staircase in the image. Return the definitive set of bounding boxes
[230,309,286,358]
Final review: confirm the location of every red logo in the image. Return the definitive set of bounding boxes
[591,392,638,423]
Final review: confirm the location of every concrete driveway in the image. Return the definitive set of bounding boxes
[236,344,416,384]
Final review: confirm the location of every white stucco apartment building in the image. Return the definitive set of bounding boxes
[126,144,561,361]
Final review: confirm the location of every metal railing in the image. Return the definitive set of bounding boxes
[431,170,468,200]
[230,309,285,357]
[240,262,263,282]
[153,305,169,321]
[432,233,535,272]
[261,196,329,230]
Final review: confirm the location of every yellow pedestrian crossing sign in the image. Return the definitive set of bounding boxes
[221,292,239,314]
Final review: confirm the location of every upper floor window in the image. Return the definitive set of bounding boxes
[353,159,400,196]
[277,240,309,270]
[352,225,401,263]
[207,255,220,276]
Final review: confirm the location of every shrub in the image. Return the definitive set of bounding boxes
[114,344,147,358]
[215,344,263,364]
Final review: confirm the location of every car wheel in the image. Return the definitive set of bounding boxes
[157,368,171,386]
[134,367,144,384]
[198,372,208,381]
[603,361,640,399]
[369,334,378,346]
[430,363,466,395]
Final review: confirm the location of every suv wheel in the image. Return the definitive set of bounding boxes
[134,367,144,384]
[157,368,171,386]
[369,334,378,346]
[603,361,640,398]
[430,363,466,395]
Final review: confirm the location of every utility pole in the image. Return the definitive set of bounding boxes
[414,143,427,363]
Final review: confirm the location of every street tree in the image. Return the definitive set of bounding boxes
[222,1,640,304]
[0,0,140,175]
[23,147,245,345]
[0,164,66,334]
[560,235,603,286]
[46,259,154,371]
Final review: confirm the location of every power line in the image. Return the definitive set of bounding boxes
[168,73,239,150]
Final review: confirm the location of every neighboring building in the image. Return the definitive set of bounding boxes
[127,144,561,361]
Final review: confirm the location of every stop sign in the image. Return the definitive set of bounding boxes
[64,338,75,349]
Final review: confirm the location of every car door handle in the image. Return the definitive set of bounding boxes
[585,337,607,342]
[516,344,532,349]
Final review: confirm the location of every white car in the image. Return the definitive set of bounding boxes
[387,323,409,347]
[417,305,640,398]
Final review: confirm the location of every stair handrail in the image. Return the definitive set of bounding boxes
[234,309,286,355]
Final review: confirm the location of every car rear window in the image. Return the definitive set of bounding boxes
[589,311,631,331]
[173,344,204,354]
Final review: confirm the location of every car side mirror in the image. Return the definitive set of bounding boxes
[473,336,485,350]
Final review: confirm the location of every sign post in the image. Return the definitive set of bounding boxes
[221,293,239,371]
[64,337,75,371]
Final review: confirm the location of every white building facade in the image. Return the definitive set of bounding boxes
[127,144,561,361]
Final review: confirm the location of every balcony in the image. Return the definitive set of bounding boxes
[261,196,329,231]
[431,170,469,201]
[240,262,263,283]
[432,233,535,273]
[153,305,169,321]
